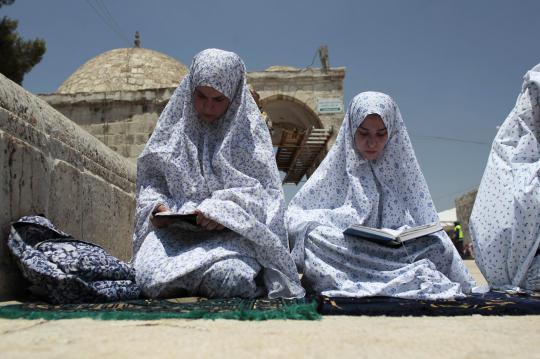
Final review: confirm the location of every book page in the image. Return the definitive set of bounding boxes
[380,226,409,237]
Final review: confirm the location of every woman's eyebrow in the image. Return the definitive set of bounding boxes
[358,126,387,131]
[195,90,207,98]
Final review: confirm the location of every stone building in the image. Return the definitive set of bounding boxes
[40,39,345,184]
[251,65,344,182]
[40,45,188,163]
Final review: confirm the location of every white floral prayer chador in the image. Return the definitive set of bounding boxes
[469,63,540,292]
[133,49,304,299]
[286,92,475,299]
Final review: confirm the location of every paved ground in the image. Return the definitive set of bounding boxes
[1,260,538,359]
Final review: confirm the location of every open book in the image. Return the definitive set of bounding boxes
[153,212,200,231]
[343,222,443,247]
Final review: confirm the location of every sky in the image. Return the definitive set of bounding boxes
[3,0,540,211]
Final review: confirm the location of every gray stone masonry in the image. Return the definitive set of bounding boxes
[455,189,478,245]
[0,74,136,300]
[40,89,173,162]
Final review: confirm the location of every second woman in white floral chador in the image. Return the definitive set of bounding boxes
[469,63,540,292]
[133,49,304,299]
[286,92,475,300]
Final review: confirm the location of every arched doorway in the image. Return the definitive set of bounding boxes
[261,95,332,184]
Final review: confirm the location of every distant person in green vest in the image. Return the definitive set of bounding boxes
[453,222,464,258]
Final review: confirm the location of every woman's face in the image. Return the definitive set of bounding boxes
[354,114,388,160]
[193,86,231,123]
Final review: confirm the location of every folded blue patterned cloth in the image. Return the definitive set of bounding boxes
[7,215,140,303]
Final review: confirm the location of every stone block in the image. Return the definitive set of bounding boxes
[47,160,83,240]
[87,123,106,136]
[124,134,135,145]
[127,144,146,159]
[103,133,124,146]
[126,116,158,134]
[81,172,134,261]
[105,121,127,135]
[134,133,150,145]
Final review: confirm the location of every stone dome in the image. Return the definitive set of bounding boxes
[57,47,189,94]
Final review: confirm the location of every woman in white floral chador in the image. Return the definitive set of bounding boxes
[470,63,540,292]
[286,92,475,300]
[133,49,304,299]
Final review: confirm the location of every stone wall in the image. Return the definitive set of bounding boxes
[0,74,136,300]
[455,189,479,244]
[40,88,175,163]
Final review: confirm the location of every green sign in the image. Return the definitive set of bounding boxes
[317,99,343,114]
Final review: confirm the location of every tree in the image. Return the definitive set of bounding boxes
[0,0,46,85]
[0,1,15,8]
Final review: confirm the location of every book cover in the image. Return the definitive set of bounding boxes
[153,212,200,231]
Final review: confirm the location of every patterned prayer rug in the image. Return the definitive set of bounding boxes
[317,291,540,316]
[0,297,320,321]
[2,292,539,320]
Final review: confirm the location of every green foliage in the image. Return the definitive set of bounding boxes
[0,0,15,8]
[0,16,46,85]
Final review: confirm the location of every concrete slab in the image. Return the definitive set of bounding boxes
[1,261,538,359]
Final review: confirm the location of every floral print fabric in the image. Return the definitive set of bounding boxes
[286,92,475,299]
[7,215,140,304]
[133,49,304,299]
[470,63,540,291]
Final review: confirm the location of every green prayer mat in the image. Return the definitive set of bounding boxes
[0,297,320,321]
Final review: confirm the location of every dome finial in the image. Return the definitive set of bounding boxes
[134,31,141,48]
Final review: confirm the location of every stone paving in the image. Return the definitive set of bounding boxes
[1,261,538,359]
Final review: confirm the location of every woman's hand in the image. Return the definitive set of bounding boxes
[150,204,171,228]
[195,211,225,231]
